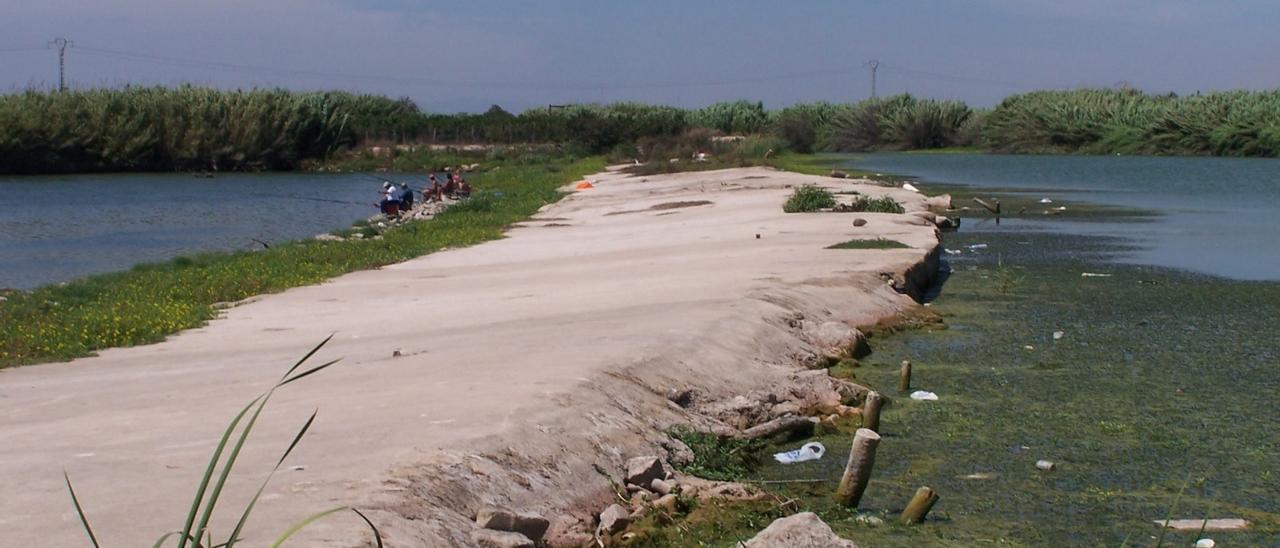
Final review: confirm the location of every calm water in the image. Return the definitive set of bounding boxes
[0,172,407,290]
[838,153,1280,281]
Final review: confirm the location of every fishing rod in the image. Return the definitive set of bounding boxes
[243,191,379,207]
[353,171,419,186]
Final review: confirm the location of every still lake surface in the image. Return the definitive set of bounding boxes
[0,172,407,290]
[2,154,1277,289]
[837,153,1280,281]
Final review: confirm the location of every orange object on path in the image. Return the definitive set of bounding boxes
[575,181,595,190]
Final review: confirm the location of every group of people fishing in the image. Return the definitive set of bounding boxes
[379,168,472,216]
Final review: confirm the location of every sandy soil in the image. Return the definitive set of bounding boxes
[0,167,942,546]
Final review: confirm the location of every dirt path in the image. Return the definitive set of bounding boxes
[0,167,943,546]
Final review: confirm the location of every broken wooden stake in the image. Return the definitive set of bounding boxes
[834,428,881,508]
[741,416,817,440]
[898,360,912,392]
[900,486,940,524]
[972,197,1001,215]
[861,391,883,432]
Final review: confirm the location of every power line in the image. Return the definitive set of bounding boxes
[73,44,869,91]
[21,41,1071,97]
[878,65,1056,91]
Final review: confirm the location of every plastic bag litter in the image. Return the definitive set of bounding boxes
[773,442,826,464]
[1195,539,1216,548]
[910,390,939,401]
[1053,331,1065,340]
[902,183,920,193]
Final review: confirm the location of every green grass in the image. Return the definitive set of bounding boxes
[0,156,605,368]
[848,195,906,214]
[782,185,837,213]
[826,238,910,250]
[669,428,766,482]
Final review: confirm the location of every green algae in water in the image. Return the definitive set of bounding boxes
[764,231,1280,546]
[655,229,1279,546]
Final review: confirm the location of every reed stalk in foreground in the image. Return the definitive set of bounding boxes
[64,336,383,547]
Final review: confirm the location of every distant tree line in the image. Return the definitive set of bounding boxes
[1,85,1277,173]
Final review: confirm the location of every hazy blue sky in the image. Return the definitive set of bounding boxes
[2,0,1277,112]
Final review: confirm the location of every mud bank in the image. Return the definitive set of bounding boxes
[0,167,941,546]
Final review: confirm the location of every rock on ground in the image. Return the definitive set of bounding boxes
[471,529,535,548]
[625,456,667,486]
[743,512,859,547]
[598,503,632,534]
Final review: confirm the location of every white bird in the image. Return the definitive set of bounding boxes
[902,183,920,193]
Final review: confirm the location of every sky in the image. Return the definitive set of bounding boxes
[1,0,1278,113]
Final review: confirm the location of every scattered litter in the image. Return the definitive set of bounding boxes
[392,349,402,357]
[959,472,996,480]
[1053,206,1067,211]
[1039,198,1053,204]
[575,181,595,190]
[1024,345,1035,351]
[909,390,939,401]
[1035,460,1056,471]
[1195,539,1216,548]
[968,243,988,250]
[290,465,307,471]
[944,248,962,255]
[902,183,920,193]
[1081,272,1113,278]
[854,514,885,526]
[773,442,826,464]
[1155,518,1249,532]
[1053,331,1065,340]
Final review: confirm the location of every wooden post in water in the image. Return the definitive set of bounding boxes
[900,486,940,524]
[835,428,881,508]
[898,360,912,392]
[972,197,1001,215]
[862,391,883,432]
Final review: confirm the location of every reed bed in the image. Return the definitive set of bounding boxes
[3,86,1277,175]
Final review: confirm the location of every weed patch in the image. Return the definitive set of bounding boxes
[827,238,910,250]
[782,185,837,213]
[669,428,765,482]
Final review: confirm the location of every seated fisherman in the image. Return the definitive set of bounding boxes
[399,181,414,210]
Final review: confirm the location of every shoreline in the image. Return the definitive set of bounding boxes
[0,159,605,368]
[0,166,945,545]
